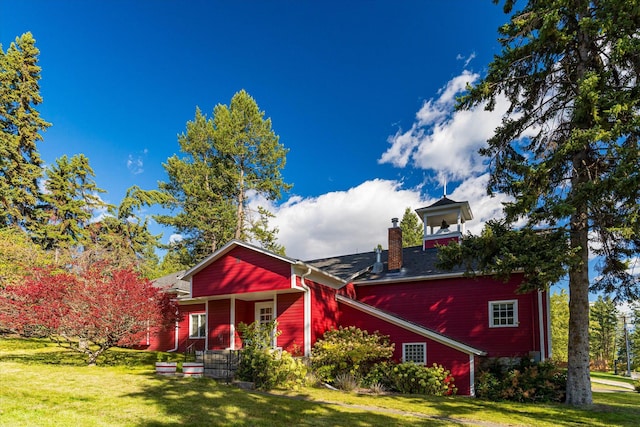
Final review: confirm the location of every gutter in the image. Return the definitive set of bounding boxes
[300,267,313,357]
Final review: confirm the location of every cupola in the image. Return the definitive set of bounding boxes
[415,196,473,250]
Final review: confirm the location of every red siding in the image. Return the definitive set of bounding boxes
[277,292,305,354]
[175,303,206,352]
[424,236,459,249]
[355,274,540,357]
[234,299,254,348]
[309,280,340,345]
[192,246,292,298]
[208,299,230,349]
[338,303,473,395]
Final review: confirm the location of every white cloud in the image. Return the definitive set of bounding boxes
[169,234,183,244]
[456,52,476,68]
[127,150,147,175]
[245,177,513,261]
[447,174,511,235]
[379,70,511,183]
[252,180,426,260]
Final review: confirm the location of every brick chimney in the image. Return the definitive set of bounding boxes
[388,218,402,272]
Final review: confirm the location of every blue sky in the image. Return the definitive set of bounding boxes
[0,0,585,299]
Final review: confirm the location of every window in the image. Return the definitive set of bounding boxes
[189,313,206,338]
[489,300,518,327]
[402,343,426,364]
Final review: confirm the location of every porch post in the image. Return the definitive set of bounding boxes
[229,297,236,350]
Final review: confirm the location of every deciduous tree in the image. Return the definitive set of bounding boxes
[441,0,640,405]
[0,263,177,364]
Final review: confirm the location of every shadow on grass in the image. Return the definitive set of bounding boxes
[0,337,181,367]
[127,375,461,426]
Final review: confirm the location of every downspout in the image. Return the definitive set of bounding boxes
[300,267,312,357]
[167,306,180,352]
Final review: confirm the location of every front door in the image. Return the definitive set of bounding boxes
[255,301,275,347]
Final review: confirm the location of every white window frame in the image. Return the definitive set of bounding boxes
[402,342,427,364]
[489,300,518,328]
[189,313,206,339]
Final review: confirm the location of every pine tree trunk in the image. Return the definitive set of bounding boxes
[565,150,593,406]
[235,168,244,240]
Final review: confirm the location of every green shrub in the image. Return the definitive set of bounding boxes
[475,359,566,402]
[387,363,456,396]
[634,380,640,393]
[310,326,394,384]
[363,360,395,390]
[364,361,457,396]
[236,321,306,390]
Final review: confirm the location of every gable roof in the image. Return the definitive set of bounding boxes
[180,239,347,288]
[306,245,469,284]
[336,295,486,356]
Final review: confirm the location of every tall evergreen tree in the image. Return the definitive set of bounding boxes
[35,154,106,250]
[0,32,51,227]
[589,295,618,370]
[399,207,423,247]
[156,90,290,264]
[550,290,570,363]
[439,1,640,405]
[85,186,169,278]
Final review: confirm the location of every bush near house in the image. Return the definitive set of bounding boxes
[475,359,566,403]
[236,321,306,390]
[310,326,394,385]
[364,361,457,396]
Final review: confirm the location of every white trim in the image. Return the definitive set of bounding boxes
[230,297,236,350]
[255,301,274,324]
[189,312,207,339]
[538,291,545,361]
[402,342,427,364]
[336,295,485,356]
[205,303,209,349]
[273,294,278,348]
[299,268,313,357]
[469,354,475,397]
[354,271,468,286]
[488,299,518,328]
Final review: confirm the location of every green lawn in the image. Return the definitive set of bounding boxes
[1,337,639,426]
[590,371,638,386]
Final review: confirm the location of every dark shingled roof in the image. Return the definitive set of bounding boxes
[152,270,190,294]
[306,245,468,283]
[424,196,459,208]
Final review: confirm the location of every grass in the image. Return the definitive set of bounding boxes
[590,371,638,385]
[1,337,640,426]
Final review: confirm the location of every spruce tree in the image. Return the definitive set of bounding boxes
[440,1,639,405]
[0,32,51,227]
[35,154,106,250]
[400,207,423,247]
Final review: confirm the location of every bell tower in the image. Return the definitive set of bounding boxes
[415,196,473,250]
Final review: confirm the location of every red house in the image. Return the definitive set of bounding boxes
[149,197,551,396]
